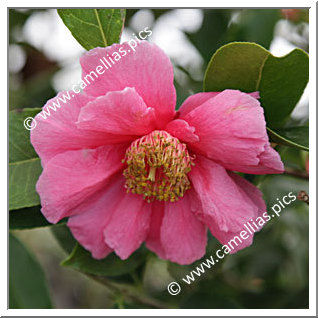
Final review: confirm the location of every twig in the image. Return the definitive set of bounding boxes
[284,168,309,180]
[87,274,175,309]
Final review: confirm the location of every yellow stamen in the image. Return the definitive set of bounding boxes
[122,130,195,203]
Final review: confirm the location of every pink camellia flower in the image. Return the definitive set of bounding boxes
[31,41,284,265]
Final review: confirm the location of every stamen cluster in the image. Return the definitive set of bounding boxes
[123,130,195,203]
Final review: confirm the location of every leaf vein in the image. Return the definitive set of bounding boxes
[94,9,107,47]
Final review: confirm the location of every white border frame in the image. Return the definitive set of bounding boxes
[3,1,316,316]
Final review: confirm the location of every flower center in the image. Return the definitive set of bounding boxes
[122,130,195,203]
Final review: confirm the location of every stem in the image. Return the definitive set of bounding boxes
[87,274,175,309]
[284,167,309,180]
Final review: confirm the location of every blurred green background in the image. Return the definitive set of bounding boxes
[9,8,309,309]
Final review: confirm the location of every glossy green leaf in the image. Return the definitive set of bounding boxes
[204,42,309,128]
[61,243,145,277]
[9,109,43,210]
[9,66,58,111]
[204,42,269,92]
[187,10,279,65]
[9,206,48,229]
[51,224,77,254]
[9,233,52,308]
[227,9,280,50]
[186,10,232,64]
[267,126,309,151]
[58,9,126,50]
[259,49,309,127]
[9,108,41,163]
[9,206,66,230]
[9,158,42,210]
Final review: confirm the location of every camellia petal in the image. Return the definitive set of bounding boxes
[103,175,152,260]
[36,144,127,224]
[77,87,156,136]
[160,189,207,265]
[67,184,120,259]
[189,155,264,241]
[178,92,220,117]
[80,41,176,127]
[31,92,127,166]
[145,201,166,260]
[180,89,283,174]
[164,119,199,143]
[227,143,284,174]
[178,91,260,118]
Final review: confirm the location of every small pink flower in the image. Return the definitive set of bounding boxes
[31,41,284,265]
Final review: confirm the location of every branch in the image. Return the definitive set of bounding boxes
[87,274,175,309]
[284,167,309,180]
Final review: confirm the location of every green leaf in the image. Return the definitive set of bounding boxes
[9,206,48,229]
[9,109,43,211]
[259,49,309,127]
[57,9,126,50]
[204,42,269,92]
[9,206,66,230]
[51,224,77,254]
[227,9,280,50]
[9,108,41,163]
[61,243,145,277]
[9,158,42,210]
[204,42,309,128]
[9,62,58,111]
[187,9,280,66]
[267,126,309,151]
[186,10,233,64]
[9,233,52,308]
